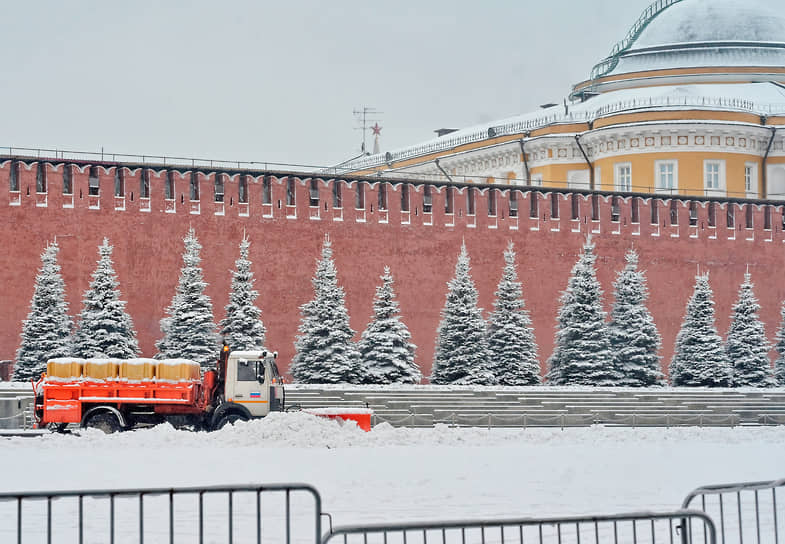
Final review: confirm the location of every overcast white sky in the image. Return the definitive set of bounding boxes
[0,1,648,168]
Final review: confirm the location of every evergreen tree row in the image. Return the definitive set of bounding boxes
[549,241,779,387]
[430,242,539,386]
[15,233,785,387]
[669,272,776,387]
[291,237,421,384]
[14,230,267,379]
[293,238,540,386]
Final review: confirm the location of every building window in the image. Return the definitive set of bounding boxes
[355,182,365,210]
[63,165,73,195]
[188,172,198,201]
[423,185,432,213]
[708,202,716,227]
[670,200,678,226]
[551,193,559,219]
[263,176,272,205]
[591,194,600,221]
[764,205,772,230]
[89,166,100,196]
[727,206,735,228]
[401,184,410,212]
[140,170,150,199]
[568,169,589,190]
[36,164,46,193]
[214,174,224,202]
[655,161,677,193]
[615,163,632,192]
[309,179,319,207]
[651,200,659,225]
[115,169,125,198]
[378,183,387,211]
[704,160,725,196]
[9,161,19,192]
[446,186,455,215]
[745,204,753,229]
[689,201,698,226]
[571,194,579,220]
[488,188,497,217]
[745,163,758,197]
[631,197,639,224]
[509,190,518,217]
[332,180,341,208]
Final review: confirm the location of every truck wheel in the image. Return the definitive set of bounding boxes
[83,411,123,434]
[215,412,248,430]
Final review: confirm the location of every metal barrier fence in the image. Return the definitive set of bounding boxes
[682,478,784,544]
[322,510,717,544]
[372,412,746,429]
[2,478,782,543]
[0,483,322,544]
[434,412,595,429]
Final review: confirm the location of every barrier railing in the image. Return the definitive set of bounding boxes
[323,510,717,544]
[0,146,324,173]
[682,478,785,544]
[371,411,746,429]
[2,477,782,543]
[0,483,323,544]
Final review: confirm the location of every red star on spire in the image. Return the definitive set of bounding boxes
[371,123,382,136]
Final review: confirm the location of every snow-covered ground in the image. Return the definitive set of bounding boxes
[1,412,783,541]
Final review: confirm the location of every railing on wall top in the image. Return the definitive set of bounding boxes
[332,95,785,174]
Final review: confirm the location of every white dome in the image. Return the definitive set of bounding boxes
[633,0,785,48]
[577,0,785,96]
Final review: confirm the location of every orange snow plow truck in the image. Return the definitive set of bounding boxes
[32,346,285,432]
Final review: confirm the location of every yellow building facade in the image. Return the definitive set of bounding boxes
[342,0,785,200]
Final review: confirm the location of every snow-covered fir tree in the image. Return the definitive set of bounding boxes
[485,242,540,385]
[72,239,140,359]
[15,241,73,381]
[431,243,495,385]
[607,249,663,386]
[291,237,367,384]
[669,274,731,387]
[219,237,266,351]
[359,267,421,384]
[155,228,219,368]
[726,273,774,387]
[546,239,619,386]
[776,301,785,386]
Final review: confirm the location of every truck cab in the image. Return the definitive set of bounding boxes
[222,350,285,418]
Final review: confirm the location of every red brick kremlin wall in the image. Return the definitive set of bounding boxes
[1,157,784,381]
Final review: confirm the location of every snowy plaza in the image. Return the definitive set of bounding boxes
[2,0,785,541]
[1,412,784,543]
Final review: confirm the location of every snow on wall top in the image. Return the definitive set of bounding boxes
[632,0,785,49]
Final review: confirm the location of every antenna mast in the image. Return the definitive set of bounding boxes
[353,106,383,154]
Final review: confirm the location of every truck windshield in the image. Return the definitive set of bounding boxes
[237,360,258,381]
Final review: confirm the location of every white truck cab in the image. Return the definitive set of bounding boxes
[223,350,284,417]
